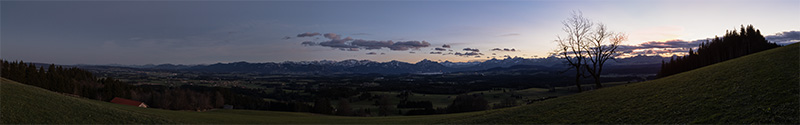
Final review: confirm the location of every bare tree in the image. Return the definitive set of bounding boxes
[554,11,626,91]
[555,11,592,92]
[585,24,626,88]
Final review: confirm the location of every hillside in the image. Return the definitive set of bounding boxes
[0,78,173,123]
[2,43,798,123]
[446,43,799,123]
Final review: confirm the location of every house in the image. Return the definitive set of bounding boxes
[110,97,148,108]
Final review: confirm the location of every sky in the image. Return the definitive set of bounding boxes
[2,0,798,65]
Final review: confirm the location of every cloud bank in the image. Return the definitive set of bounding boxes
[441,44,451,48]
[462,48,479,52]
[298,32,431,51]
[765,31,800,45]
[297,32,321,37]
[615,31,800,56]
[455,52,481,56]
[491,48,517,52]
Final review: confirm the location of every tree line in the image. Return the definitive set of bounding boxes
[0,60,312,111]
[658,25,780,77]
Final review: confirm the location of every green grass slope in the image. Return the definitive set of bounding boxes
[0,78,174,123]
[2,43,797,124]
[447,43,799,123]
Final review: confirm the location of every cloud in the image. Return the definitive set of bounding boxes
[499,33,520,37]
[352,33,371,35]
[319,40,358,48]
[323,33,341,40]
[442,44,451,48]
[301,41,316,46]
[463,48,479,52]
[766,31,800,45]
[388,41,430,51]
[351,40,394,50]
[602,30,800,57]
[349,40,431,50]
[312,33,358,49]
[367,52,377,55]
[296,32,321,37]
[339,48,359,51]
[616,39,705,54]
[639,40,702,48]
[426,46,488,57]
[455,52,482,56]
[626,48,690,55]
[491,48,517,51]
[299,32,431,51]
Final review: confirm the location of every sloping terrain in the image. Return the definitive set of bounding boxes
[1,43,797,124]
[0,78,173,123]
[446,43,799,123]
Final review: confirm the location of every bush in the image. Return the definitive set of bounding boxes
[447,95,489,113]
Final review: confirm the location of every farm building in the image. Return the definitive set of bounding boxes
[110,97,148,108]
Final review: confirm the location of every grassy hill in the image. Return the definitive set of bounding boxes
[446,43,799,123]
[2,43,797,124]
[0,78,173,123]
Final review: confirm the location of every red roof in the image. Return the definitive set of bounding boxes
[110,97,144,107]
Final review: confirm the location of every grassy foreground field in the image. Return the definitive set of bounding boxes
[445,43,800,123]
[2,43,798,123]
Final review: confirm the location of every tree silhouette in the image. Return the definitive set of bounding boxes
[554,11,627,91]
[446,95,489,113]
[554,11,592,92]
[584,23,626,89]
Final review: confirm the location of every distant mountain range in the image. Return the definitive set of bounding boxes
[93,55,671,74]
